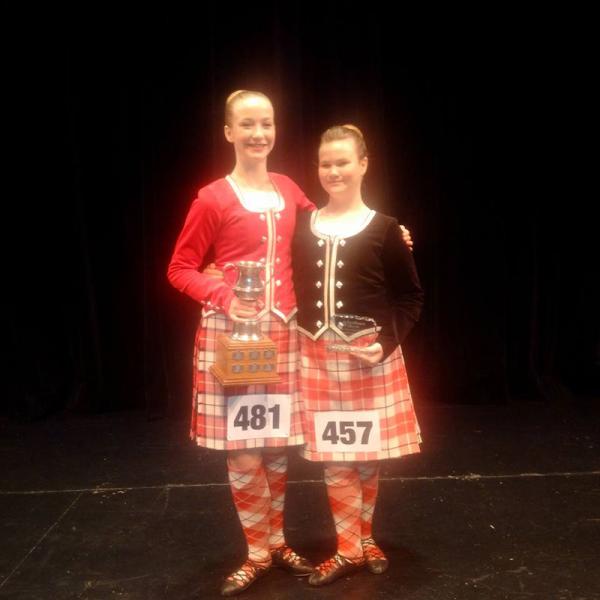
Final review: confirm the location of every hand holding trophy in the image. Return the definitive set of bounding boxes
[210,261,280,386]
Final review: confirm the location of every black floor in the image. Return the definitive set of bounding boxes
[1,400,599,599]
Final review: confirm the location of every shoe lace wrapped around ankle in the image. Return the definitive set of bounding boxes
[278,545,303,565]
[361,537,386,560]
[316,553,364,575]
[226,560,266,586]
[315,554,346,575]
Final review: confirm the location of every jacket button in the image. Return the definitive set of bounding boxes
[275,257,281,264]
[316,320,323,328]
[317,259,323,267]
[336,281,343,288]
[339,239,346,246]
[337,260,344,268]
[316,300,323,308]
[259,214,266,221]
[336,300,344,309]
[276,280,281,287]
[275,213,281,220]
[316,281,322,288]
[276,235,282,243]
[318,239,325,247]
[261,235,267,243]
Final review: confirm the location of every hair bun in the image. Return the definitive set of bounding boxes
[342,124,364,138]
[226,90,247,104]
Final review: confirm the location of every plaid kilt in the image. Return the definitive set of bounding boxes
[298,330,422,462]
[190,312,304,450]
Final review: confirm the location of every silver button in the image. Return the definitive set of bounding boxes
[275,213,281,220]
[339,239,346,246]
[318,239,325,247]
[261,235,267,243]
[316,281,322,288]
[316,320,323,328]
[275,257,281,264]
[259,257,266,263]
[336,281,343,288]
[276,279,281,287]
[277,235,282,243]
[317,259,323,267]
[337,260,344,268]
[316,300,323,308]
[259,214,266,221]
[336,300,344,309]
[275,301,281,308]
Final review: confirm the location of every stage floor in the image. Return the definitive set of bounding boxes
[1,400,599,599]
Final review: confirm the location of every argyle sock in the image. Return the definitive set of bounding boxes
[357,461,380,539]
[323,462,363,560]
[227,457,272,564]
[263,450,288,550]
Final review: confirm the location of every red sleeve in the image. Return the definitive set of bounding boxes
[167,188,235,312]
[295,186,316,212]
[273,173,316,212]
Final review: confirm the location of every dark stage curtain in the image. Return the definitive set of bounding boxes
[5,10,598,419]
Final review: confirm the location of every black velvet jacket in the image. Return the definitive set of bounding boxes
[292,209,424,359]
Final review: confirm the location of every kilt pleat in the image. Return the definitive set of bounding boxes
[298,330,421,462]
[190,312,304,450]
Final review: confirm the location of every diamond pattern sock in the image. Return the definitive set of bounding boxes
[323,462,363,560]
[227,456,272,564]
[357,461,380,539]
[263,450,288,550]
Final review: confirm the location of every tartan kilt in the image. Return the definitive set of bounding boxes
[298,330,422,462]
[190,312,304,450]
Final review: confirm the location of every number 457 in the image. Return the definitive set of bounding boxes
[322,421,373,445]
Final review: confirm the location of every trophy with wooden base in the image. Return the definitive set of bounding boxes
[210,261,281,386]
[328,314,380,354]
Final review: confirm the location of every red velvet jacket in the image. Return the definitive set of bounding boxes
[168,173,315,321]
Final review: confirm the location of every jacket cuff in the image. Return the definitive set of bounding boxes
[205,285,235,314]
[377,330,398,361]
[394,313,417,346]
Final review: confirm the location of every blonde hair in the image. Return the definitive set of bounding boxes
[225,90,273,126]
[320,124,368,159]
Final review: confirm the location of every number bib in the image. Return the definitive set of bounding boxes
[314,411,381,453]
[227,394,291,441]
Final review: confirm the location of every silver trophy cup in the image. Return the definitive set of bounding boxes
[228,261,265,341]
[210,260,280,385]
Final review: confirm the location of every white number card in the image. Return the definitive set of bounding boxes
[227,394,291,441]
[314,410,381,453]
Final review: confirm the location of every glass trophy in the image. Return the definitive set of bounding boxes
[327,314,380,354]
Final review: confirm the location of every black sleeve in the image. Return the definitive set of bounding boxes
[379,220,424,359]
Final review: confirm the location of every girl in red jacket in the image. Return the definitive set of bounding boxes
[168,90,315,596]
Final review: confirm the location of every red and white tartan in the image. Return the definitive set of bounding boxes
[190,312,304,450]
[298,330,422,462]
